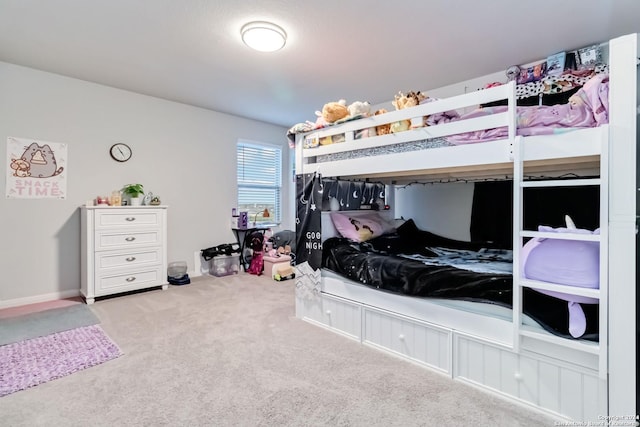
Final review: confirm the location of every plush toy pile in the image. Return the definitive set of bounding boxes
[391,91,428,132]
[289,90,432,144]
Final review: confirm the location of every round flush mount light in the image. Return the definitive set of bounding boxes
[241,21,287,52]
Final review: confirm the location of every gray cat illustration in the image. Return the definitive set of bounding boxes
[20,143,64,178]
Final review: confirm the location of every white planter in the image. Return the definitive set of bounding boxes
[129,196,141,206]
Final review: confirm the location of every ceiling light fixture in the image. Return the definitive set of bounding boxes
[241,21,287,52]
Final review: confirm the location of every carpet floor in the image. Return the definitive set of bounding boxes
[0,274,559,426]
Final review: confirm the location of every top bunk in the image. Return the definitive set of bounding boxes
[293,62,611,183]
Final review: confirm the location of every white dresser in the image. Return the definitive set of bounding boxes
[81,206,168,304]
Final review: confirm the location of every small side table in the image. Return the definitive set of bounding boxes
[232,227,269,271]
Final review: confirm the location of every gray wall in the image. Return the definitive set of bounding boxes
[0,61,292,305]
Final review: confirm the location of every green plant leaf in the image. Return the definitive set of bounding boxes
[122,183,144,197]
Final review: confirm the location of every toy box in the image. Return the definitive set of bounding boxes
[209,254,240,277]
[263,254,291,280]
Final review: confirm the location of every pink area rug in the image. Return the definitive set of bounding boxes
[0,325,122,397]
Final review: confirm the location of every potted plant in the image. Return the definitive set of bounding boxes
[122,183,144,206]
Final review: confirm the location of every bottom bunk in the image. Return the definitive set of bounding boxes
[295,270,607,421]
[294,200,606,421]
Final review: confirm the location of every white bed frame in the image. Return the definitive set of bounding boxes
[294,34,637,422]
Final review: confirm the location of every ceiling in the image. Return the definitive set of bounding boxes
[1,0,639,128]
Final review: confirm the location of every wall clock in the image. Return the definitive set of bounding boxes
[109,143,132,162]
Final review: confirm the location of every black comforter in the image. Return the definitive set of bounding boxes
[322,219,599,341]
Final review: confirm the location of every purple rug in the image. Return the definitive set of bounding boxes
[0,324,122,397]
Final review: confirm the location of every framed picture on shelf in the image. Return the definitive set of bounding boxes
[517,61,547,84]
[546,52,566,76]
[577,44,601,69]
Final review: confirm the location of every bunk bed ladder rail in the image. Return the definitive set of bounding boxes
[512,130,609,379]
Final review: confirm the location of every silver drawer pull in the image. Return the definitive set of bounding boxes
[125,257,136,262]
[125,237,136,242]
[125,217,136,221]
[126,277,136,282]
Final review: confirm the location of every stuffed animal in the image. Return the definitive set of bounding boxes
[347,101,371,118]
[374,109,391,135]
[390,119,410,133]
[316,99,349,124]
[521,215,599,338]
[246,232,265,275]
[391,91,428,131]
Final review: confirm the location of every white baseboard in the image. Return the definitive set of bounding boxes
[0,289,81,309]
[191,250,211,277]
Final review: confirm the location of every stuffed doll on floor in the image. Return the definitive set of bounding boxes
[246,232,265,275]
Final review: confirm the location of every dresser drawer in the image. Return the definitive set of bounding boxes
[95,247,162,270]
[95,266,163,295]
[95,230,162,250]
[94,209,162,228]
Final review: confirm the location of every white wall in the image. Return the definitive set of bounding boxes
[0,61,292,305]
[394,183,474,241]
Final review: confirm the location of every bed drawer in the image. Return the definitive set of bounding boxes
[454,334,607,421]
[94,209,162,228]
[363,307,451,374]
[320,294,362,340]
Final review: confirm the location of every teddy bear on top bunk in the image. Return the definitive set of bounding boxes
[390,90,428,133]
[313,99,376,144]
[347,100,377,139]
[313,99,349,145]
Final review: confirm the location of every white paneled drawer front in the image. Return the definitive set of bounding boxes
[95,266,163,295]
[94,209,161,228]
[95,229,161,250]
[454,335,607,421]
[363,308,451,374]
[95,247,162,270]
[296,292,324,324]
[320,294,361,340]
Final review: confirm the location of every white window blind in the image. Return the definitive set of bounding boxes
[237,140,282,223]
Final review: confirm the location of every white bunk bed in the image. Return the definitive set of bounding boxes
[293,34,637,422]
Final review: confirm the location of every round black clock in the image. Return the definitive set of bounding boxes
[109,143,132,162]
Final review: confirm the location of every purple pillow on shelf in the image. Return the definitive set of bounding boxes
[523,225,600,294]
[521,222,600,338]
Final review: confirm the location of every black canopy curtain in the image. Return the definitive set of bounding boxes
[295,174,387,270]
[295,172,323,270]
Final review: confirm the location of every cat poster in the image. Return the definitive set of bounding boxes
[6,136,67,199]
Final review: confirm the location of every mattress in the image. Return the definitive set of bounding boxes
[321,269,541,329]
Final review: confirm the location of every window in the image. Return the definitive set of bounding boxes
[237,140,282,225]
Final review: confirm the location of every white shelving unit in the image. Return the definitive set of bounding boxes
[511,131,609,378]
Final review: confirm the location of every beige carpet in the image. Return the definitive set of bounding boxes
[0,274,558,426]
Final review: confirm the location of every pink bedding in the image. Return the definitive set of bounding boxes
[447,74,609,145]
